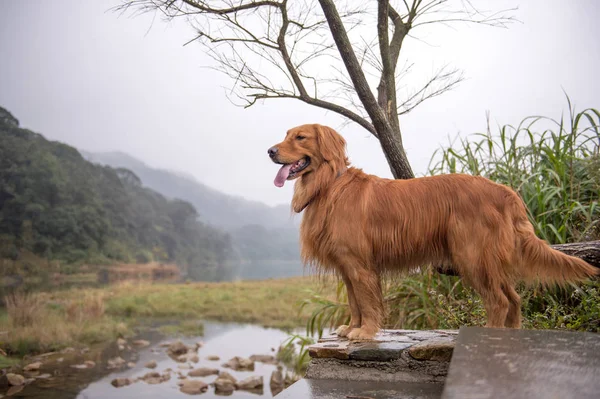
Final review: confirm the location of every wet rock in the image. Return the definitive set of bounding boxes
[308,341,350,360]
[159,342,172,348]
[235,375,263,390]
[111,377,133,388]
[6,373,25,386]
[222,356,255,371]
[107,356,126,369]
[140,371,171,384]
[35,374,52,379]
[188,354,199,363]
[178,364,193,370]
[177,355,189,363]
[284,373,300,388]
[56,357,64,363]
[188,367,219,377]
[213,377,235,394]
[180,379,208,395]
[408,338,455,362]
[217,371,236,383]
[250,354,278,364]
[206,355,220,361]
[70,360,95,370]
[168,341,189,356]
[132,339,150,348]
[195,342,204,350]
[270,367,284,396]
[127,362,136,368]
[145,360,157,369]
[23,362,42,372]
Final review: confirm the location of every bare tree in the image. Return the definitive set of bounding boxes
[115,0,517,179]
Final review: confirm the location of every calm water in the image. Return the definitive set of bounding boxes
[10,321,299,399]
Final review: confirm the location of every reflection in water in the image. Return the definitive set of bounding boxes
[12,322,297,399]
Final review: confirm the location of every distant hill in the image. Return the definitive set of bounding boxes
[83,151,304,278]
[81,151,298,230]
[0,106,238,281]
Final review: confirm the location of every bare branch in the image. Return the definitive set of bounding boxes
[397,65,464,115]
[115,0,517,180]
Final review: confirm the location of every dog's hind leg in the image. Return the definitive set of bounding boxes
[502,284,522,328]
[336,273,362,337]
[343,264,383,341]
[465,270,510,328]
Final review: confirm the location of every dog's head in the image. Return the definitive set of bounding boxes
[268,124,348,187]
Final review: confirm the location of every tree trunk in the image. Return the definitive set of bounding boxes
[436,240,600,277]
[377,124,415,179]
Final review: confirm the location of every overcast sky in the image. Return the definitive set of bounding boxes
[1,0,599,207]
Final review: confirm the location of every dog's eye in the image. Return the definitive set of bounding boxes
[296,135,306,141]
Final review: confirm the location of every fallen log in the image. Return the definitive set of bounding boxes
[436,240,600,277]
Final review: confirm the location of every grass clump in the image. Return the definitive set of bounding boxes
[0,290,131,356]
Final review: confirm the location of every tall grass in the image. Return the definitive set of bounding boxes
[1,290,127,356]
[299,99,600,354]
[429,96,599,243]
[4,291,44,328]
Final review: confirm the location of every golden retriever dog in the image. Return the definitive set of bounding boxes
[268,123,598,340]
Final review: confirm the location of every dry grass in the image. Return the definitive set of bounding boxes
[4,291,44,327]
[65,291,106,322]
[1,290,127,356]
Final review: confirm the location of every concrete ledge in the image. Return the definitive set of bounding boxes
[305,329,458,383]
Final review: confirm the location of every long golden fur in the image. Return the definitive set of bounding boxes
[268,124,598,340]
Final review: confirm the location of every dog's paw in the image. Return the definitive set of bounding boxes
[347,327,377,341]
[335,324,354,337]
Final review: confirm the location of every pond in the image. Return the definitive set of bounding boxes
[7,321,301,398]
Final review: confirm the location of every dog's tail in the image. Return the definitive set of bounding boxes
[518,232,598,285]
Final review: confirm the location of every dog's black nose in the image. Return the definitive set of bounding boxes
[267,147,278,158]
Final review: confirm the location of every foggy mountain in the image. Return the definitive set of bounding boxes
[82,151,300,230]
[83,151,304,277]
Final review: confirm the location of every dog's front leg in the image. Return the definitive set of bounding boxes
[335,273,362,337]
[344,265,383,341]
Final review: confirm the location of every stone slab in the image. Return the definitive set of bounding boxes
[306,329,457,384]
[441,326,600,399]
[277,378,443,399]
[311,329,458,361]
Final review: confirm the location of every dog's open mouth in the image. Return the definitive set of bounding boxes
[274,157,310,187]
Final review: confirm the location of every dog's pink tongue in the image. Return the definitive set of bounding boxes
[274,164,293,187]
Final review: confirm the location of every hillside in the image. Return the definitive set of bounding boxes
[81,151,298,230]
[0,106,238,281]
[82,151,303,272]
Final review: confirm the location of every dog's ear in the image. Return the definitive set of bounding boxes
[315,125,347,163]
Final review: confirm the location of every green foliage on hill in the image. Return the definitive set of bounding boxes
[83,150,302,267]
[0,106,237,280]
